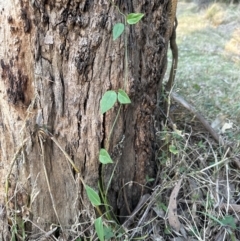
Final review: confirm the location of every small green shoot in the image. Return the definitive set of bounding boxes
[146,175,155,184]
[117,89,131,104]
[94,217,104,241]
[113,23,125,40]
[127,13,144,24]
[104,226,115,240]
[99,149,113,164]
[199,212,236,230]
[164,225,171,235]
[100,90,117,114]
[11,224,17,241]
[220,215,237,230]
[157,201,168,212]
[169,145,178,155]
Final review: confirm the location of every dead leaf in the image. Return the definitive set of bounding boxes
[168,178,182,232]
[211,114,226,131]
[221,122,233,133]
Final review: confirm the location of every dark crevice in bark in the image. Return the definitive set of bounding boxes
[40,55,52,64]
[83,84,90,116]
[51,77,57,134]
[83,152,87,180]
[72,156,77,180]
[90,56,94,81]
[60,72,65,116]
[98,162,103,202]
[77,109,81,149]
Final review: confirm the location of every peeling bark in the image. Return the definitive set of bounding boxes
[0,0,171,238]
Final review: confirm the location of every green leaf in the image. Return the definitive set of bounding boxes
[169,145,178,155]
[100,90,117,114]
[104,226,115,240]
[117,89,131,104]
[198,212,236,230]
[85,185,101,206]
[219,215,236,230]
[146,175,155,183]
[94,217,104,241]
[158,202,168,212]
[99,149,113,164]
[164,225,171,235]
[127,13,144,25]
[113,23,125,40]
[193,83,201,91]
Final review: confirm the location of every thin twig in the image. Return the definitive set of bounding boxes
[38,132,62,231]
[171,92,240,169]
[5,138,29,205]
[171,92,223,145]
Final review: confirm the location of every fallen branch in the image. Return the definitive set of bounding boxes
[171,92,223,145]
[171,92,240,169]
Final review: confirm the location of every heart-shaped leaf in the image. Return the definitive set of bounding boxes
[118,89,131,104]
[169,145,178,155]
[113,23,125,40]
[127,13,144,25]
[99,149,113,164]
[100,90,117,114]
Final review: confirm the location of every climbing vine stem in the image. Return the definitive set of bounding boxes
[86,3,145,239]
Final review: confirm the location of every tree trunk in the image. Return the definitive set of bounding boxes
[0,0,171,239]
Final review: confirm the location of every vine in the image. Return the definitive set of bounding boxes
[84,4,145,241]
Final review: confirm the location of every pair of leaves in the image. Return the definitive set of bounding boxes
[86,187,114,241]
[100,89,131,114]
[113,13,144,40]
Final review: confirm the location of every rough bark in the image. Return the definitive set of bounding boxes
[0,0,171,238]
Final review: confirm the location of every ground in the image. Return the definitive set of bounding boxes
[150,1,240,240]
[172,1,240,141]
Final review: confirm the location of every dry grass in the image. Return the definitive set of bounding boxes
[138,1,240,240]
[90,105,240,240]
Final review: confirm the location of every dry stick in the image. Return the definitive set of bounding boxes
[171,92,222,144]
[122,194,151,229]
[165,18,178,119]
[51,136,80,174]
[179,199,240,213]
[27,219,58,241]
[129,190,161,239]
[5,138,29,205]
[171,92,240,169]
[122,179,131,215]
[225,161,230,214]
[38,134,62,231]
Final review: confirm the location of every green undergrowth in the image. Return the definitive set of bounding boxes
[166,1,240,141]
